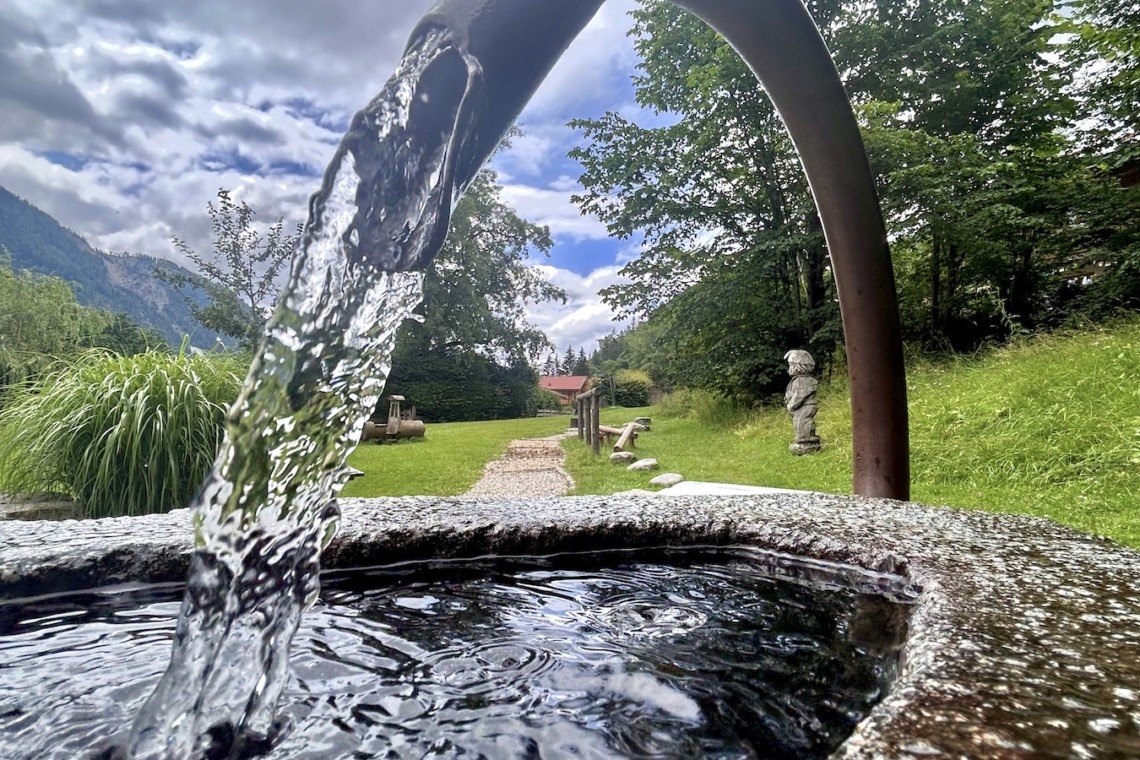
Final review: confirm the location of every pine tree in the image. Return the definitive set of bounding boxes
[573,348,590,376]
[562,346,576,375]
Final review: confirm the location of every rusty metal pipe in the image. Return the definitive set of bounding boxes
[412,0,910,499]
[669,0,909,499]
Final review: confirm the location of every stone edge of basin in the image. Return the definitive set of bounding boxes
[2,492,1139,758]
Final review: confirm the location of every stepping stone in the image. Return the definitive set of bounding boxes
[611,451,637,464]
[627,458,659,472]
[650,473,684,487]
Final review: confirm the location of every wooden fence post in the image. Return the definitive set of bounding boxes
[585,394,594,450]
[590,392,601,455]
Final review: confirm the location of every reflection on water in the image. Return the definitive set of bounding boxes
[0,548,909,759]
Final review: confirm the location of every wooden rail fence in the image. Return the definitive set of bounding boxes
[574,387,637,455]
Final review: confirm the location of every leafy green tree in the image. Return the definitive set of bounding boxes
[1064,0,1140,313]
[574,0,1136,392]
[570,3,838,401]
[401,169,562,360]
[158,189,300,348]
[589,320,677,394]
[849,0,1140,344]
[385,169,564,421]
[84,312,169,356]
[591,330,627,370]
[0,253,109,387]
[835,0,1101,344]
[1072,0,1140,160]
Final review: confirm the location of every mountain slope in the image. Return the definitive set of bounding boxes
[0,187,218,348]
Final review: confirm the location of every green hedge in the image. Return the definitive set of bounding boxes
[614,369,653,407]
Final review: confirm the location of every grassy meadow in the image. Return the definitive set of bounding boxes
[340,415,568,497]
[344,320,1139,548]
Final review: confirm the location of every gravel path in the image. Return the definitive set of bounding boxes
[463,432,576,497]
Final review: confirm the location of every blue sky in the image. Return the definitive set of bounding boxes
[0,0,650,354]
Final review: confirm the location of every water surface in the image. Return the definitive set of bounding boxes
[0,548,910,759]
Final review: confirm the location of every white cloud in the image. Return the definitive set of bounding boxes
[500,183,608,243]
[1,0,643,356]
[524,0,639,117]
[528,264,632,353]
[0,0,647,267]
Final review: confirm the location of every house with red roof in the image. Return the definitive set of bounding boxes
[538,375,593,406]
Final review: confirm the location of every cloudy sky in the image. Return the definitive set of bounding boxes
[0,0,651,355]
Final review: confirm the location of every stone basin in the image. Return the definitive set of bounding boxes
[3,493,1140,757]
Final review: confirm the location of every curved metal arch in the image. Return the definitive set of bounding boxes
[404,0,910,499]
[671,0,909,499]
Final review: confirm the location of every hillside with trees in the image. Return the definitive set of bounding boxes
[0,187,218,349]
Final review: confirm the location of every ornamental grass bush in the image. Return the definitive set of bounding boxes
[0,349,245,518]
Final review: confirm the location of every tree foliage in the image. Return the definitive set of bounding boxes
[84,312,169,356]
[1073,0,1140,160]
[385,169,564,421]
[0,253,110,387]
[159,189,300,348]
[570,4,838,402]
[571,0,1139,401]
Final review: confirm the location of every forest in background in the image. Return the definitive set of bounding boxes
[2,0,1136,419]
[579,0,1138,404]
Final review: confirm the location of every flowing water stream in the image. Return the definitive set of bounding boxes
[126,26,486,758]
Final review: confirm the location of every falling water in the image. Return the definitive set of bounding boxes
[128,27,486,759]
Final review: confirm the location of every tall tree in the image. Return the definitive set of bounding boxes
[835,0,1093,344]
[570,3,839,401]
[397,169,563,361]
[574,0,1135,395]
[158,189,300,348]
[385,169,565,421]
[572,348,591,376]
[0,253,109,388]
[561,345,577,376]
[1072,0,1140,160]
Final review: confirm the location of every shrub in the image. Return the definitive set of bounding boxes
[657,388,758,427]
[0,349,244,518]
[613,369,653,407]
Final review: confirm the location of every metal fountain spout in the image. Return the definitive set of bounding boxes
[396,0,909,499]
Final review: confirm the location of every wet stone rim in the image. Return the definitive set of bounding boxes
[2,493,1140,758]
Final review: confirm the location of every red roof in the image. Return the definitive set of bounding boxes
[539,375,590,392]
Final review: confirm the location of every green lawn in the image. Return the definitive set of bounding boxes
[562,403,852,497]
[341,415,570,497]
[566,320,1140,548]
[341,320,1139,548]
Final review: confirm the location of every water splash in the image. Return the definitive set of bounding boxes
[128,27,481,759]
